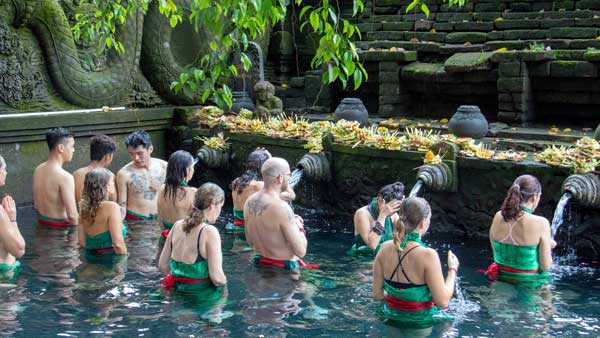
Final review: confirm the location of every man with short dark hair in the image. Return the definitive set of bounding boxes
[116,130,167,221]
[33,127,78,227]
[73,134,117,203]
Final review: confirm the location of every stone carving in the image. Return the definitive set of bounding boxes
[253,80,283,119]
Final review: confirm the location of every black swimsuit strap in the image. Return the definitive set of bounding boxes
[196,226,206,261]
[388,245,420,283]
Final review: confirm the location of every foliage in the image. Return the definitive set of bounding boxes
[71,0,368,108]
[405,0,465,17]
[527,42,546,52]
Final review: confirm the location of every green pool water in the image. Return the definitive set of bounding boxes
[1,206,599,337]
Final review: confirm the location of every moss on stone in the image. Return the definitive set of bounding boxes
[444,52,494,73]
[445,32,487,44]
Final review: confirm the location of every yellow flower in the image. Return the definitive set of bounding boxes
[281,83,288,88]
[425,150,435,161]
[495,17,504,21]
[548,127,559,135]
[440,118,449,123]
[495,47,508,52]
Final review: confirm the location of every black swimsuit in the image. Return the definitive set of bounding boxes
[170,226,206,263]
[385,245,426,289]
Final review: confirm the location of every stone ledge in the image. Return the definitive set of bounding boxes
[358,50,418,62]
[444,52,494,73]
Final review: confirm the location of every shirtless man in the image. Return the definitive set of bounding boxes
[73,134,117,203]
[116,130,167,221]
[244,157,317,270]
[33,127,79,227]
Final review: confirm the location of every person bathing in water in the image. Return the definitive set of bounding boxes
[481,174,554,285]
[159,183,227,290]
[0,155,26,279]
[33,127,79,227]
[373,197,459,328]
[73,134,117,204]
[244,157,317,269]
[157,150,197,238]
[350,182,405,256]
[79,168,127,255]
[116,130,167,221]
[229,148,295,232]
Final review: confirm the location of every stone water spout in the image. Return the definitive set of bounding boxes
[561,173,600,208]
[196,146,229,169]
[416,163,454,192]
[296,153,331,183]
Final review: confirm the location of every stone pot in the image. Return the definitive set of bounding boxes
[595,123,600,141]
[448,105,488,139]
[231,91,255,114]
[334,98,368,126]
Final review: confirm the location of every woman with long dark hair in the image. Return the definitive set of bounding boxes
[349,182,405,257]
[373,197,458,328]
[159,183,226,291]
[228,148,295,231]
[157,150,197,238]
[0,155,25,279]
[481,175,553,285]
[80,168,127,255]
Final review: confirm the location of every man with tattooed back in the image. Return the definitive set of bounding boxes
[244,158,318,270]
[116,131,167,221]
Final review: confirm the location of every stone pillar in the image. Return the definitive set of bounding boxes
[497,61,535,123]
[378,61,410,117]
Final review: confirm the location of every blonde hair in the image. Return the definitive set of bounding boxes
[79,168,112,225]
[393,197,431,251]
[181,183,224,234]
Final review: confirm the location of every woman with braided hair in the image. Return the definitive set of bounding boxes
[479,175,554,286]
[158,182,226,291]
[373,197,458,328]
[79,168,127,255]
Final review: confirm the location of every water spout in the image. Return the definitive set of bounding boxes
[289,168,304,189]
[416,163,454,192]
[551,192,572,239]
[196,146,229,169]
[409,179,424,198]
[296,153,331,182]
[561,173,600,208]
[248,41,264,82]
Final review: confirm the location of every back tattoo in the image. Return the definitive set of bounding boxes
[247,195,270,216]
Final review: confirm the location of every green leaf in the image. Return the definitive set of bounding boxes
[169,15,178,27]
[421,3,430,17]
[210,40,218,51]
[353,69,363,90]
[105,36,112,48]
[299,5,312,18]
[406,0,418,13]
[328,8,337,24]
[310,11,319,31]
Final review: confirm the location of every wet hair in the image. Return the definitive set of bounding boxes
[79,168,112,225]
[164,150,194,203]
[90,134,116,161]
[46,127,73,151]
[231,149,271,194]
[393,197,431,251]
[501,175,542,222]
[125,130,152,149]
[182,183,224,234]
[378,182,405,203]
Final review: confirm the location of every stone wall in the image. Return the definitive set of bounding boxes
[0,107,173,205]
[177,122,600,260]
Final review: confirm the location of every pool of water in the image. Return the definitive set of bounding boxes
[1,206,599,337]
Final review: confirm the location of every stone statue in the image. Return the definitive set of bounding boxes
[253,80,283,119]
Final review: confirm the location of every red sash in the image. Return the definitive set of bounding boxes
[162,274,211,288]
[232,218,244,227]
[38,218,70,227]
[125,213,142,221]
[476,262,539,281]
[90,247,114,254]
[161,229,170,238]
[256,257,319,270]
[385,294,435,311]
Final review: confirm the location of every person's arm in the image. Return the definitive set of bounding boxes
[205,226,227,286]
[372,247,386,300]
[424,249,459,309]
[280,203,307,258]
[0,197,25,258]
[61,174,79,226]
[243,198,254,247]
[489,212,501,255]
[280,184,296,202]
[538,218,553,271]
[158,223,174,274]
[107,202,127,255]
[116,169,128,212]
[108,172,118,202]
[355,211,380,250]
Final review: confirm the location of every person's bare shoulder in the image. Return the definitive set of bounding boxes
[116,163,133,177]
[245,193,271,217]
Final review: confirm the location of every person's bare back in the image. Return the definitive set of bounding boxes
[244,157,307,263]
[33,162,77,221]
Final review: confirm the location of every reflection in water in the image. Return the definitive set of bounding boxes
[2,206,599,337]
